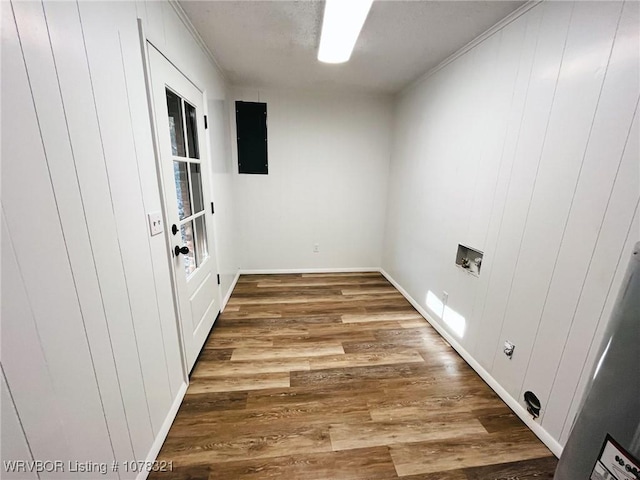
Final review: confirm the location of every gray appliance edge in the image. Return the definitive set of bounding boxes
[554,241,640,479]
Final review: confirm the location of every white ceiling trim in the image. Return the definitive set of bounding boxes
[402,0,542,97]
[167,0,229,83]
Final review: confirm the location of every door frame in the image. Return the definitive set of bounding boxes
[138,21,220,381]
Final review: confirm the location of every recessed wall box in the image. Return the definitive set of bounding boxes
[456,244,483,276]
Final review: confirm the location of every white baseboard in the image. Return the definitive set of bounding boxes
[222,270,241,311]
[379,268,563,458]
[238,267,380,275]
[138,381,188,480]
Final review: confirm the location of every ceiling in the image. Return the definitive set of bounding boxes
[179,0,526,94]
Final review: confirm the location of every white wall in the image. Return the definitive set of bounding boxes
[231,88,393,271]
[383,0,639,452]
[1,1,238,478]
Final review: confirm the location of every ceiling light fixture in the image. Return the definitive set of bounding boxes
[317,0,374,64]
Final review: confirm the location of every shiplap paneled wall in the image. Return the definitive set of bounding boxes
[1,1,238,478]
[383,0,639,451]
[3,0,639,472]
[231,88,393,272]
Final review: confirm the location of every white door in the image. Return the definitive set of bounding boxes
[148,45,221,372]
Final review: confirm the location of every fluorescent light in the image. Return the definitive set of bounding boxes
[318,0,374,64]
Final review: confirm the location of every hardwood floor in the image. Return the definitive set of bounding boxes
[150,273,557,479]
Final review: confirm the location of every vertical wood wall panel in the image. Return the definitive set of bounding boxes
[1,214,73,478]
[471,1,573,369]
[118,3,185,399]
[493,1,623,398]
[559,207,639,444]
[3,0,237,474]
[1,369,37,480]
[437,21,525,346]
[464,13,534,251]
[12,2,136,472]
[522,0,639,420]
[42,0,155,459]
[465,8,542,352]
[76,0,173,433]
[1,2,114,472]
[546,107,639,439]
[383,0,638,448]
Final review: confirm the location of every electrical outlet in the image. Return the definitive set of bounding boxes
[442,291,449,305]
[313,243,320,253]
[148,211,163,236]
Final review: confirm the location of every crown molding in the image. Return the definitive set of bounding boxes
[401,1,543,98]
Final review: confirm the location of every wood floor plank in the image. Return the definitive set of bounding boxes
[191,358,311,377]
[160,424,332,465]
[303,319,409,334]
[212,324,310,338]
[244,384,385,410]
[195,348,234,361]
[203,337,275,349]
[463,456,558,479]
[389,429,552,476]
[329,417,488,451]
[219,314,343,327]
[186,373,290,394]
[166,400,372,434]
[341,312,424,323]
[396,470,469,480]
[290,362,477,391]
[214,310,283,320]
[340,287,403,295]
[228,292,402,306]
[152,273,557,479]
[399,318,432,328]
[341,341,451,357]
[177,391,248,415]
[300,272,382,278]
[169,447,398,480]
[272,332,378,346]
[256,278,390,287]
[309,351,424,370]
[368,391,503,422]
[231,345,345,361]
[473,406,527,434]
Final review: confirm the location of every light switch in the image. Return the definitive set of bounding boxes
[148,211,163,236]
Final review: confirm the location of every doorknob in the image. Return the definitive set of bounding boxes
[174,245,189,256]
[171,224,179,235]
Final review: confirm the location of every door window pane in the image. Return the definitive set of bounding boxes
[185,101,199,159]
[180,221,196,276]
[190,163,204,213]
[174,161,192,219]
[194,215,208,266]
[166,89,186,157]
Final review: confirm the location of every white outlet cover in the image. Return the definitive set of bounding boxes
[148,211,163,236]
